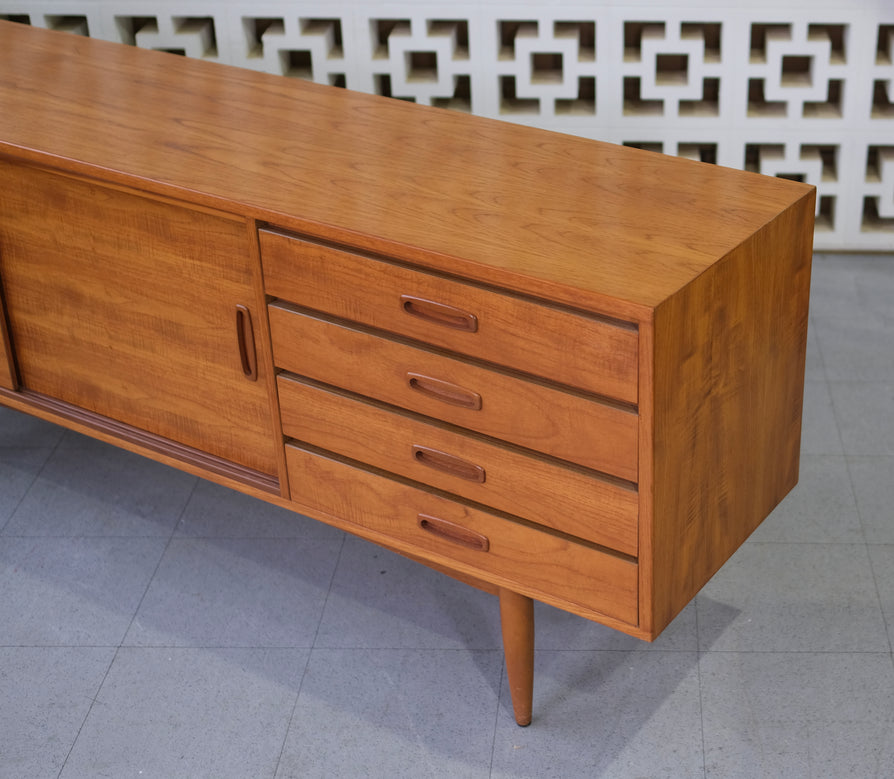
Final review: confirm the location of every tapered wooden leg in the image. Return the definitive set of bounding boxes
[499,587,534,726]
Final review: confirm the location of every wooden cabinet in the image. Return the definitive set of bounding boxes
[0,21,815,727]
[261,211,812,645]
[264,230,643,630]
[0,161,279,481]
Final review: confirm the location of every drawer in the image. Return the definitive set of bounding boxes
[286,443,639,625]
[278,375,638,556]
[269,304,638,481]
[260,229,638,403]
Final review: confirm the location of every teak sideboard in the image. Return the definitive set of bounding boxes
[0,21,814,726]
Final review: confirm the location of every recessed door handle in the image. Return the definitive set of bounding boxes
[400,295,478,333]
[412,445,486,483]
[406,372,482,410]
[235,304,258,381]
[417,513,490,552]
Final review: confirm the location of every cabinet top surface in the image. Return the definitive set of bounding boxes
[0,22,812,313]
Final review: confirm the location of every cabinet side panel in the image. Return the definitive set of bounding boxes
[649,193,815,634]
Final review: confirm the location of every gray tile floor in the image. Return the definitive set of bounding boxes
[1,252,893,778]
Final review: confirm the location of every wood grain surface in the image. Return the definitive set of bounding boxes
[269,305,639,480]
[0,160,279,475]
[0,283,15,390]
[278,375,639,555]
[647,193,815,634]
[260,229,639,403]
[0,21,810,316]
[286,443,639,625]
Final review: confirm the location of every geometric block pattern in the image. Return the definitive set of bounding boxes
[240,16,347,86]
[875,148,894,219]
[117,14,218,58]
[367,18,472,110]
[2,1,893,251]
[865,146,894,229]
[496,19,597,117]
[623,21,723,117]
[748,22,847,118]
[745,143,840,231]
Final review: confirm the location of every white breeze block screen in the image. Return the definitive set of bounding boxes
[3,1,893,252]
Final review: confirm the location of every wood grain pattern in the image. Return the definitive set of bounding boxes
[269,305,639,480]
[0,282,15,390]
[260,229,638,403]
[6,388,279,493]
[241,219,294,499]
[277,375,638,555]
[286,443,639,625]
[0,21,810,316]
[647,192,815,634]
[499,589,535,727]
[0,160,278,475]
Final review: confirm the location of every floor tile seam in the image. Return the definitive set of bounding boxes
[823,377,872,464]
[271,647,314,779]
[115,643,318,650]
[0,643,119,649]
[168,534,341,542]
[0,436,62,535]
[116,479,201,648]
[695,648,894,655]
[810,311,893,324]
[488,655,505,777]
[842,452,881,551]
[269,534,349,775]
[0,532,181,539]
[308,533,346,652]
[865,549,894,655]
[742,539,872,548]
[695,594,709,779]
[271,533,349,779]
[811,311,831,382]
[56,643,121,779]
[1,643,781,653]
[744,539,873,546]
[825,378,894,384]
[306,645,503,652]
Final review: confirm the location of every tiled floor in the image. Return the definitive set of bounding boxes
[1,252,893,778]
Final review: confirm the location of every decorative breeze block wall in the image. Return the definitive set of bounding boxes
[3,1,893,252]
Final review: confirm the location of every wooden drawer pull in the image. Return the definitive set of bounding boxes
[400,295,478,333]
[417,513,490,552]
[412,445,486,483]
[407,372,482,410]
[235,304,258,381]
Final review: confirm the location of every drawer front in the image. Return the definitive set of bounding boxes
[269,304,638,481]
[278,375,638,556]
[286,443,638,625]
[260,229,638,403]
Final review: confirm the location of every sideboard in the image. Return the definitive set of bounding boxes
[0,21,814,726]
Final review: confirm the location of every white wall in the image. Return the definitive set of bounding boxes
[4,1,893,252]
